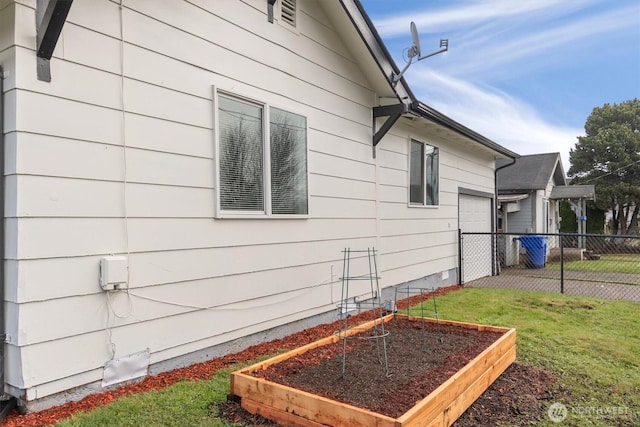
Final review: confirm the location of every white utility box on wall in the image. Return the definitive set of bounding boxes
[99,256,128,291]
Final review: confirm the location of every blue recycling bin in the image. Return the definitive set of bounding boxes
[519,235,547,268]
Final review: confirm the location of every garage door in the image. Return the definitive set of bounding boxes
[459,194,493,282]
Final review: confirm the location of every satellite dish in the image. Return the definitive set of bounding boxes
[410,21,421,58]
[391,21,449,86]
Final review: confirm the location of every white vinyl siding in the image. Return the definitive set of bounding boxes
[376,121,497,288]
[1,0,501,405]
[3,0,378,400]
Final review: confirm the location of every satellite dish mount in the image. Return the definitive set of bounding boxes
[392,22,448,86]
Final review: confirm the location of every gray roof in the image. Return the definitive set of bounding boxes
[549,185,596,201]
[497,153,566,191]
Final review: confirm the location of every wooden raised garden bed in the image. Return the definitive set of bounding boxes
[230,314,516,427]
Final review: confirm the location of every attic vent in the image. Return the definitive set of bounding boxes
[281,0,296,27]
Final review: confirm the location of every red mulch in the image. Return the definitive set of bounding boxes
[2,285,543,426]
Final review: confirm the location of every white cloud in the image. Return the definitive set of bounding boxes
[366,0,639,175]
[374,1,639,80]
[409,71,583,172]
[443,3,640,78]
[372,0,596,38]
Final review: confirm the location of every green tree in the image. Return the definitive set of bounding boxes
[559,201,605,234]
[568,99,640,235]
[585,204,605,234]
[559,201,577,233]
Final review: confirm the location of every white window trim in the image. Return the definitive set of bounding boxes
[213,86,309,219]
[407,138,440,208]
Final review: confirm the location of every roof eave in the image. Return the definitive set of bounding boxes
[412,102,519,159]
[339,0,414,102]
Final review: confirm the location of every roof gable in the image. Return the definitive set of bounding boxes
[497,153,566,191]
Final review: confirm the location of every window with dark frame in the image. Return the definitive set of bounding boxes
[409,139,439,206]
[217,93,308,216]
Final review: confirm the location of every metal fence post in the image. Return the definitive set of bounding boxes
[491,232,496,276]
[560,233,565,294]
[458,229,463,286]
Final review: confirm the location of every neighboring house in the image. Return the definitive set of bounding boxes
[496,153,566,235]
[0,0,517,411]
[496,153,596,266]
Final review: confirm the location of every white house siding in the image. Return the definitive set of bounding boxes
[530,186,557,237]
[0,2,17,79]
[2,0,386,401]
[536,188,546,234]
[543,177,560,239]
[376,121,496,288]
[0,0,503,405]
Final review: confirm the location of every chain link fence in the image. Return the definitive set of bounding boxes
[460,232,640,302]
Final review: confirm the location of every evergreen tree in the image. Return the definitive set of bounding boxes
[568,99,640,234]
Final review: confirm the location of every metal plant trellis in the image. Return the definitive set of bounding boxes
[393,286,444,352]
[336,248,390,377]
[336,249,449,380]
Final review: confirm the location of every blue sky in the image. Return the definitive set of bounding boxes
[360,0,640,173]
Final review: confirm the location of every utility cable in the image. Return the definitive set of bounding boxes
[127,276,336,312]
[104,0,131,360]
[582,159,640,183]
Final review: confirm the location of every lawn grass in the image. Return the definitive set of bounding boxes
[55,288,638,426]
[412,288,639,426]
[56,366,243,427]
[546,253,640,274]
